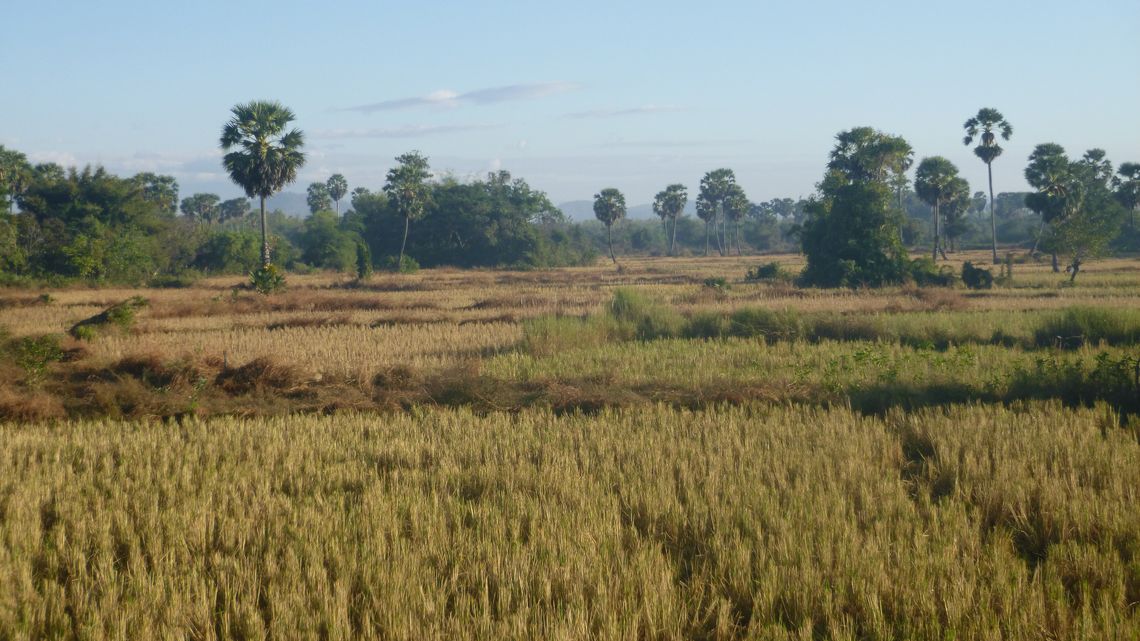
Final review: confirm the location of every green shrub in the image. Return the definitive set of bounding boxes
[356,242,373,280]
[683,311,730,339]
[745,262,788,282]
[250,264,287,295]
[12,334,64,384]
[909,258,957,287]
[384,256,420,274]
[69,296,148,340]
[702,277,730,291]
[962,262,994,290]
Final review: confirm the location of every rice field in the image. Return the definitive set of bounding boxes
[3,252,1140,639]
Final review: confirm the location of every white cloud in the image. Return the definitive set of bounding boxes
[565,105,685,119]
[312,124,500,140]
[342,82,580,113]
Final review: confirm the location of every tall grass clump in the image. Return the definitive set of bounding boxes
[1034,307,1140,348]
[607,288,685,340]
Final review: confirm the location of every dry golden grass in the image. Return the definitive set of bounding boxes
[1,403,1137,639]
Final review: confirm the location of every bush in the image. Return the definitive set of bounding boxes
[69,297,148,340]
[962,262,994,290]
[250,264,286,295]
[384,255,420,274]
[702,277,730,291]
[11,335,64,384]
[908,258,956,287]
[745,262,788,282]
[356,242,373,280]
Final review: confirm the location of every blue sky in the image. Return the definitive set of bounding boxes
[2,0,1137,206]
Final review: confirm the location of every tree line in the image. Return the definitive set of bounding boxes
[1,102,1137,288]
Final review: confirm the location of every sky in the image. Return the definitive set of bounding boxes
[1,0,1138,208]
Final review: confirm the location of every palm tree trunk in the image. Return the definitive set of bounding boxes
[259,195,270,267]
[670,217,678,255]
[1030,217,1047,255]
[988,161,998,264]
[398,215,410,270]
[704,221,709,256]
[607,224,616,264]
[735,221,742,256]
[932,203,939,261]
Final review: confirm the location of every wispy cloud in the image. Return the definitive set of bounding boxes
[565,105,684,119]
[342,82,579,113]
[598,138,752,149]
[313,124,501,139]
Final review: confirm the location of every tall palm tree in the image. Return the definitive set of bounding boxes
[220,100,306,267]
[593,188,626,264]
[383,151,432,270]
[326,173,348,215]
[963,108,1013,264]
[652,184,687,256]
[914,156,961,261]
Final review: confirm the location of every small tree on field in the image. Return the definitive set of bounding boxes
[593,187,626,264]
[383,151,432,270]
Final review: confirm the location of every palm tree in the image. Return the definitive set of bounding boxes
[593,188,626,264]
[963,108,1013,264]
[383,151,432,270]
[220,100,306,267]
[326,173,348,215]
[653,184,687,255]
[914,157,961,261]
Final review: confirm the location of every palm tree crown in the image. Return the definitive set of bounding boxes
[963,108,1013,165]
[221,101,306,200]
[219,100,305,267]
[963,107,1012,263]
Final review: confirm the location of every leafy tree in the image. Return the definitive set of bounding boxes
[1117,162,1140,228]
[180,193,220,223]
[940,181,974,252]
[132,172,179,214]
[914,157,964,260]
[326,174,348,215]
[593,187,626,263]
[652,184,687,255]
[383,151,432,269]
[219,100,306,268]
[800,127,909,288]
[963,108,1013,263]
[298,210,356,270]
[1024,143,1126,280]
[827,126,913,183]
[306,182,331,214]
[218,197,251,223]
[0,146,32,213]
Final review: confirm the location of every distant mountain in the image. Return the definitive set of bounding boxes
[558,200,696,222]
[265,192,309,218]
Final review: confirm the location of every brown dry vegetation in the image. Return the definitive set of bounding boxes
[4,252,1140,638]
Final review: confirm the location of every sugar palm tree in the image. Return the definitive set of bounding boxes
[220,100,306,267]
[593,188,626,264]
[652,184,687,255]
[963,108,1013,264]
[326,173,348,215]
